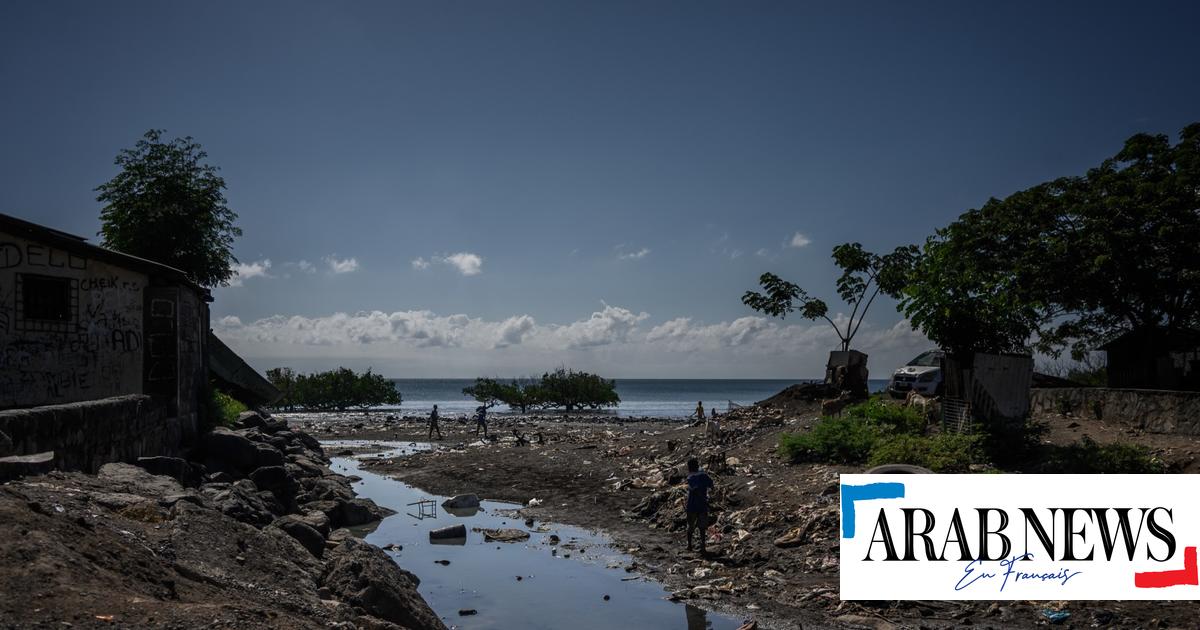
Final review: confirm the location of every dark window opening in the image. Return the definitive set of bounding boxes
[22,275,71,321]
[16,273,77,332]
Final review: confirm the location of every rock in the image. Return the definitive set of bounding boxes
[271,515,326,558]
[301,510,332,537]
[0,429,14,457]
[237,410,266,429]
[250,466,290,491]
[429,524,467,540]
[203,428,260,473]
[98,462,184,498]
[201,480,276,527]
[254,443,286,468]
[321,538,446,630]
[337,498,392,527]
[459,609,477,616]
[0,451,55,481]
[441,494,480,509]
[207,471,235,484]
[135,456,205,488]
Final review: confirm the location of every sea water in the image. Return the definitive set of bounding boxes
[380,378,889,418]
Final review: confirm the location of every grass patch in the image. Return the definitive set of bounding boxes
[778,416,884,464]
[1037,437,1166,473]
[867,433,983,472]
[209,388,248,428]
[779,397,974,468]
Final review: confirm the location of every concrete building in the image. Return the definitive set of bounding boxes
[0,212,273,471]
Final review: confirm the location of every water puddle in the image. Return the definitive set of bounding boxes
[326,440,745,630]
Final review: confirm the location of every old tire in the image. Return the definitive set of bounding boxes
[865,463,934,474]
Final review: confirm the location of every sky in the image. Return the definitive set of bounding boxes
[2,1,1198,378]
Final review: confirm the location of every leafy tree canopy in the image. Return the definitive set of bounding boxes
[901,123,1200,359]
[266,367,401,411]
[96,129,241,287]
[742,243,918,351]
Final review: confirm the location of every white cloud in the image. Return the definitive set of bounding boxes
[789,232,812,248]
[211,304,931,379]
[444,252,483,276]
[229,259,272,286]
[324,255,360,274]
[755,248,770,257]
[617,247,651,261]
[411,252,484,276]
[296,260,316,273]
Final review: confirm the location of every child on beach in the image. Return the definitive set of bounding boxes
[428,404,443,440]
[685,457,714,554]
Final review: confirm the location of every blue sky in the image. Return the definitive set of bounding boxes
[3,1,1198,378]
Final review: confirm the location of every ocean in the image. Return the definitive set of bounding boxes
[382,378,890,418]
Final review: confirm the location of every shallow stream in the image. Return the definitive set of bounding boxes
[327,440,744,630]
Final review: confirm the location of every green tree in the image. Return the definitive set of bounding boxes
[266,367,298,411]
[463,377,507,408]
[742,243,918,351]
[901,123,1200,360]
[96,129,242,287]
[538,368,620,411]
[268,367,401,411]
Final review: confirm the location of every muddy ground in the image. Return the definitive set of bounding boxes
[290,398,1200,630]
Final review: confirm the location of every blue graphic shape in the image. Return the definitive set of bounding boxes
[841,482,905,538]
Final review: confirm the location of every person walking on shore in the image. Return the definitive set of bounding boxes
[428,404,443,440]
[474,405,489,438]
[685,457,714,554]
[692,401,706,423]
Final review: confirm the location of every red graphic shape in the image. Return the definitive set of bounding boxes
[1135,546,1198,588]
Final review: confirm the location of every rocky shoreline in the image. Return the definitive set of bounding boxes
[0,411,445,629]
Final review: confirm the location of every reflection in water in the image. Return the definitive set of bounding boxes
[325,440,745,630]
[685,604,712,629]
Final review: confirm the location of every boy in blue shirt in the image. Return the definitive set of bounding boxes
[685,457,714,553]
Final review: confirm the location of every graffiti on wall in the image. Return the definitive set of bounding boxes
[0,236,146,407]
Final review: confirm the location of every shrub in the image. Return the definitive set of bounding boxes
[843,398,926,435]
[867,433,983,472]
[210,388,247,428]
[779,416,884,464]
[1039,437,1166,473]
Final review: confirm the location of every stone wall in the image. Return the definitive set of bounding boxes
[1030,387,1200,435]
[0,230,147,407]
[0,395,184,472]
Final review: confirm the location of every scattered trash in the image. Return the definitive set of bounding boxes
[429,524,467,540]
[458,608,478,616]
[1042,609,1071,624]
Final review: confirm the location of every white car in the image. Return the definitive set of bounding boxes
[888,350,944,398]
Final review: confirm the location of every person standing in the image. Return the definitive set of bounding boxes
[685,457,714,554]
[474,404,489,437]
[428,404,443,440]
[693,401,706,422]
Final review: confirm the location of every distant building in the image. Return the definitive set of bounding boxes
[0,212,275,471]
[1101,328,1200,392]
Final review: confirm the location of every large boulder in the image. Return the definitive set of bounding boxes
[98,463,184,498]
[321,538,446,630]
[134,456,205,488]
[202,428,260,474]
[201,480,276,528]
[253,443,286,468]
[236,410,266,429]
[271,515,326,558]
[250,466,290,492]
[337,498,393,527]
